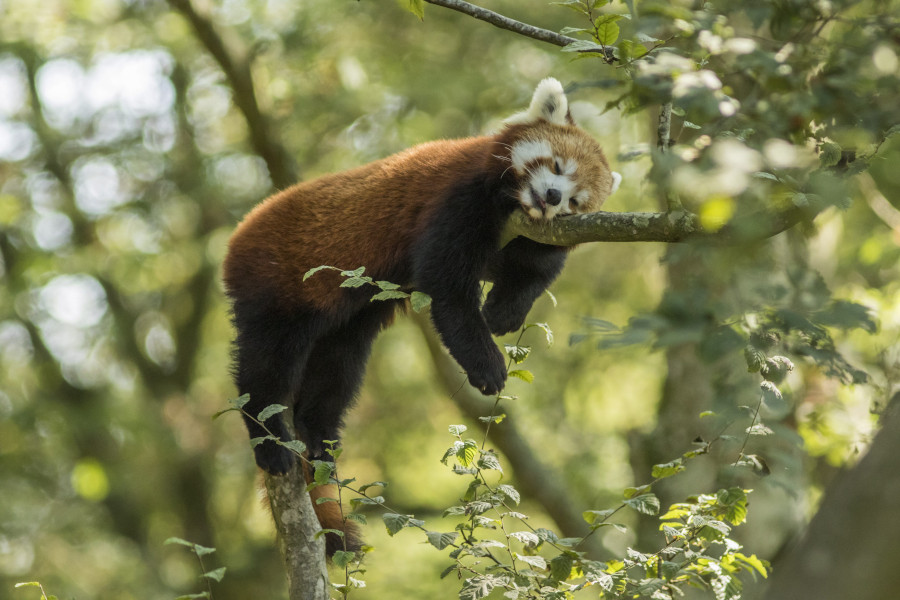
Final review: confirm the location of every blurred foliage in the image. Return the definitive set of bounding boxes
[0,0,898,599]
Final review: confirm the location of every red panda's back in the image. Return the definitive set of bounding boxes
[223,135,496,312]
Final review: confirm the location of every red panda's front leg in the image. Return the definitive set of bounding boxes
[414,179,510,395]
[429,290,508,395]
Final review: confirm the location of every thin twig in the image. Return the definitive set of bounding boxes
[423,0,578,47]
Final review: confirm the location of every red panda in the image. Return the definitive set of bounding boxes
[223,78,620,550]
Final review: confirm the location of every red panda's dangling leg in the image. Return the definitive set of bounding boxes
[292,302,398,461]
[482,238,569,336]
[232,301,318,474]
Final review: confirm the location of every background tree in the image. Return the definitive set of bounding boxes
[0,0,897,599]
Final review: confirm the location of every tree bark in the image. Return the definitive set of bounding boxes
[764,396,900,600]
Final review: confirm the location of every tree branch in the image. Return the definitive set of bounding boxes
[501,205,812,247]
[166,0,298,189]
[423,0,578,48]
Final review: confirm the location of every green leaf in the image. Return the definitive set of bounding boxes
[383,512,412,535]
[508,369,534,383]
[526,322,554,346]
[202,567,227,582]
[651,459,685,479]
[358,481,387,493]
[249,436,273,448]
[552,0,591,15]
[406,0,425,20]
[624,493,660,515]
[256,404,288,422]
[477,452,503,472]
[349,495,385,507]
[514,553,547,569]
[509,530,540,547]
[583,509,615,524]
[497,484,520,505]
[426,530,458,550]
[410,291,432,312]
[333,550,356,569]
[370,289,409,301]
[504,344,531,364]
[456,440,478,467]
[175,594,210,600]
[228,393,250,409]
[549,553,575,581]
[734,552,769,579]
[623,484,651,498]
[448,424,468,436]
[314,460,334,485]
[340,276,370,288]
[280,440,306,455]
[164,537,194,548]
[819,141,842,167]
[595,19,620,45]
[303,265,335,281]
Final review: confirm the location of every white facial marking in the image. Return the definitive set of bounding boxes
[611,171,622,194]
[521,164,579,220]
[510,140,552,173]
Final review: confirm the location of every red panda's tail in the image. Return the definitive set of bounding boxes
[302,461,363,557]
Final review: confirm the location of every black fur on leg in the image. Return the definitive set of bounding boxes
[482,238,569,336]
[231,299,322,475]
[293,301,398,460]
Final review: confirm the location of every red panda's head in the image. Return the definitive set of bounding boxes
[501,78,621,221]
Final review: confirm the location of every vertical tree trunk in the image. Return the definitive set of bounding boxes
[262,413,330,600]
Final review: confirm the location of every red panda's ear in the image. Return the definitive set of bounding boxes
[505,78,569,126]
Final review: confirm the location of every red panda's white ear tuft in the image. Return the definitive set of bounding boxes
[505,78,569,126]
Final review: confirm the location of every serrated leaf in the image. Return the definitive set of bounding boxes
[426,530,458,550]
[504,344,531,364]
[583,509,615,524]
[509,531,540,547]
[280,440,306,455]
[497,484,520,505]
[406,0,425,20]
[477,452,503,472]
[410,291,432,312]
[256,404,288,422]
[819,141,841,167]
[228,393,250,409]
[303,265,334,281]
[595,20,620,45]
[341,267,365,277]
[371,289,409,301]
[449,424,468,436]
[333,550,356,569]
[515,553,547,569]
[202,567,226,582]
[314,460,334,485]
[624,484,651,499]
[652,459,685,479]
[508,369,534,383]
[526,322,554,345]
[734,552,769,578]
[164,537,194,547]
[350,495,385,507]
[746,423,774,436]
[340,276,370,288]
[249,436,274,448]
[625,493,660,515]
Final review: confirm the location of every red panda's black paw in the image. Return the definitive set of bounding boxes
[467,350,508,396]
[254,443,296,475]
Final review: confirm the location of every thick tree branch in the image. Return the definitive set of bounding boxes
[501,205,811,247]
[423,0,578,48]
[167,0,298,189]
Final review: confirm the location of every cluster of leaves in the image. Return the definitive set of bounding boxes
[163,538,227,600]
[303,266,432,312]
[378,328,768,599]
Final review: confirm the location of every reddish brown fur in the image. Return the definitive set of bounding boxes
[224,135,503,313]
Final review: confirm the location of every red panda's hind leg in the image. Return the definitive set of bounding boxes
[293,302,398,461]
[232,301,318,475]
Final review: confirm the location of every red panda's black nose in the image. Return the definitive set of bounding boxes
[546,188,562,206]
